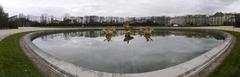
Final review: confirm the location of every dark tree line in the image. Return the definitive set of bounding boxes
[0,6,9,29]
[235,14,240,27]
[30,17,170,27]
[0,6,18,29]
[0,6,171,28]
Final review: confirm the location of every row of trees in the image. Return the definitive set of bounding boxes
[0,6,18,29]
[6,15,169,27]
[236,14,240,27]
[32,20,164,27]
[28,16,170,27]
[0,6,9,28]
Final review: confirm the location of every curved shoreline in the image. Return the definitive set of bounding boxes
[20,28,235,77]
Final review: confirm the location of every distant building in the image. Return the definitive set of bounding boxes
[83,16,100,24]
[27,15,41,23]
[209,12,224,26]
[152,16,171,26]
[170,16,186,26]
[67,16,84,24]
[193,15,208,26]
[170,15,208,26]
[208,12,239,26]
[185,15,193,26]
[223,13,237,26]
[235,14,240,27]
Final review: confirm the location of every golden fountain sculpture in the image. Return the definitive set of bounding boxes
[139,27,154,41]
[102,27,116,42]
[101,24,154,43]
[123,23,132,33]
[123,23,134,44]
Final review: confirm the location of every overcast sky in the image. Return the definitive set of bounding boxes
[0,0,240,17]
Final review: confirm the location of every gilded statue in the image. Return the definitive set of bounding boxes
[139,27,154,41]
[102,27,116,42]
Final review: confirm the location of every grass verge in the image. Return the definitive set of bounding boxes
[209,31,240,77]
[0,32,43,77]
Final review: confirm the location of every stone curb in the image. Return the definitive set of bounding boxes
[20,28,235,77]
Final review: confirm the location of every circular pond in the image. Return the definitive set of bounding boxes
[32,29,225,74]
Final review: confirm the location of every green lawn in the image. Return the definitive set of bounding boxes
[209,31,240,77]
[0,32,43,77]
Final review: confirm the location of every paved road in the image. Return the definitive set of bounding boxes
[0,26,239,41]
[188,26,240,32]
[0,27,76,40]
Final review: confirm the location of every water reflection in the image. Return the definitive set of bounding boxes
[123,32,134,44]
[33,30,225,73]
[39,30,225,42]
[143,34,153,42]
[104,33,114,42]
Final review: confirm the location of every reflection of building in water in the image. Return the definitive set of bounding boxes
[39,30,102,40]
[167,30,225,40]
[123,32,134,44]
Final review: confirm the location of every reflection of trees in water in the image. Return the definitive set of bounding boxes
[84,31,102,38]
[39,30,225,41]
[170,30,225,40]
[39,30,102,40]
[40,33,63,40]
[153,30,225,40]
[152,30,171,37]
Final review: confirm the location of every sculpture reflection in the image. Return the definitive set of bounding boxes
[123,32,134,44]
[139,27,154,42]
[143,33,153,41]
[102,27,116,42]
[123,23,134,44]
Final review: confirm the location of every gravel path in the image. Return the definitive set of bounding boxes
[188,26,240,32]
[0,27,74,40]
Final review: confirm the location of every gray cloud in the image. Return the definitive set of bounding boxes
[192,0,239,14]
[0,0,240,17]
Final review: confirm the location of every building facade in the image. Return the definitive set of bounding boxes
[170,16,186,26]
[185,15,208,26]
[208,12,239,26]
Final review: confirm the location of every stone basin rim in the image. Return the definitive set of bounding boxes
[20,28,234,77]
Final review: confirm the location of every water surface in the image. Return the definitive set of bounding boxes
[33,30,224,73]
